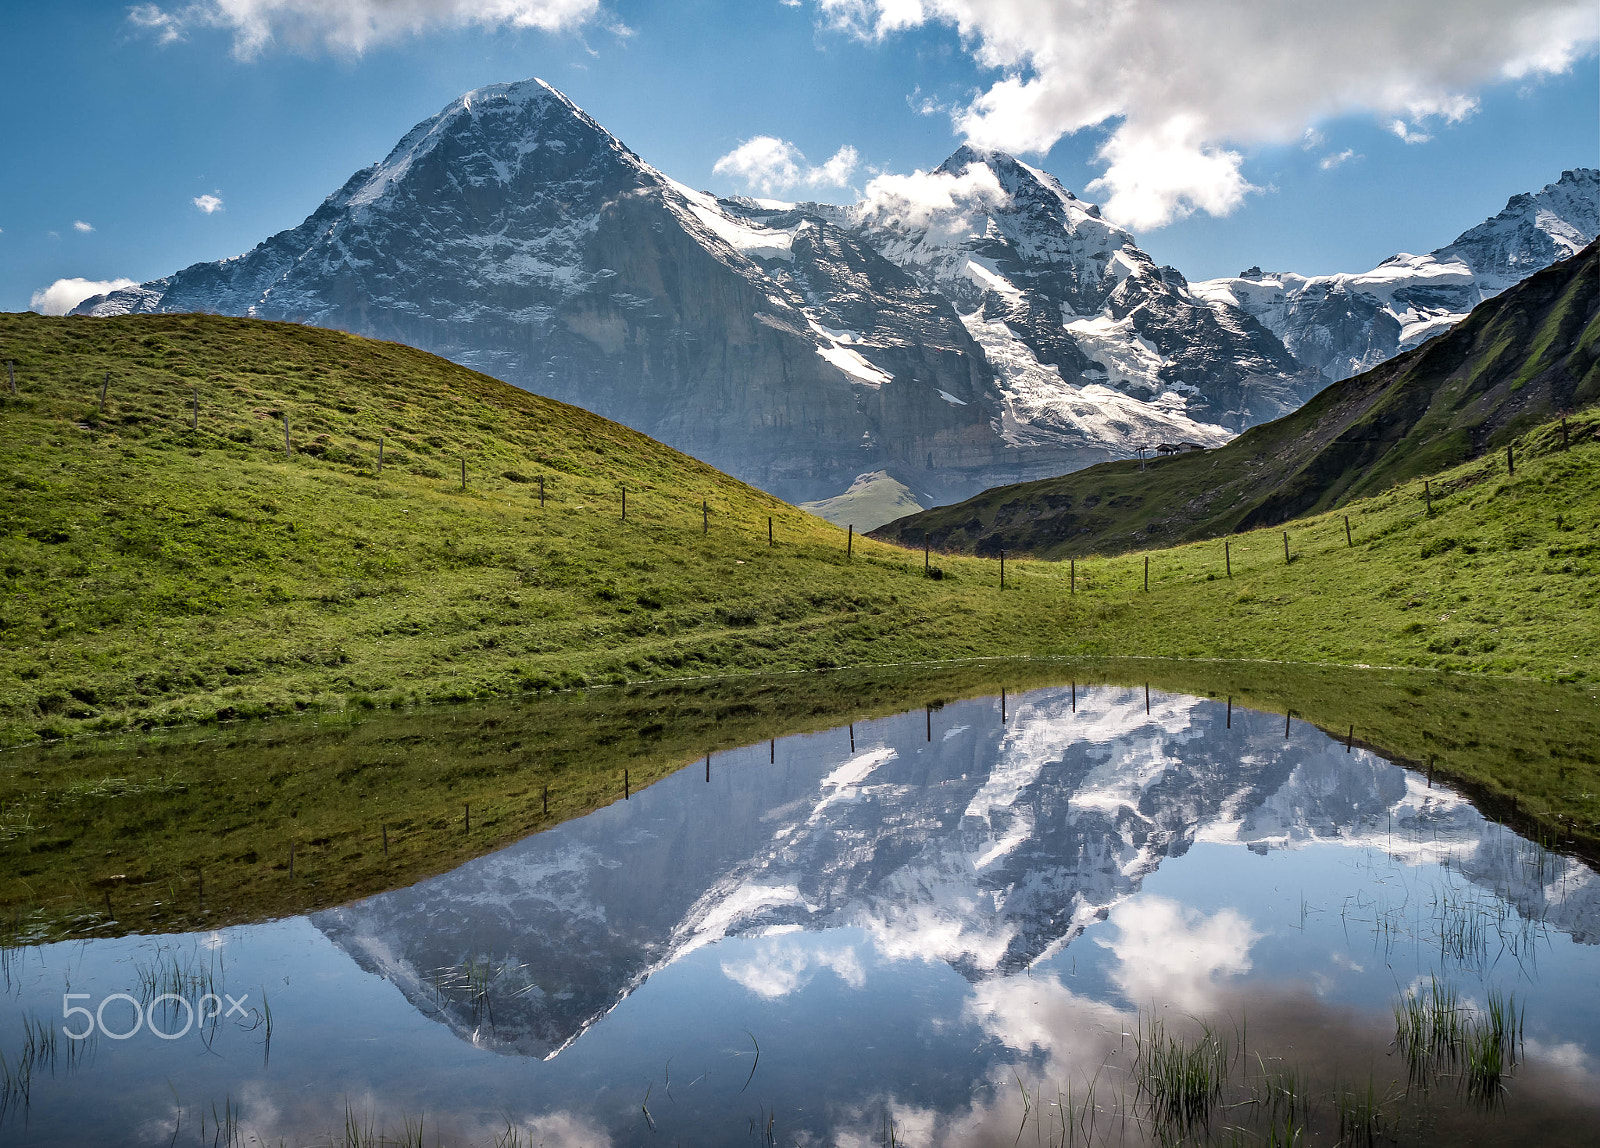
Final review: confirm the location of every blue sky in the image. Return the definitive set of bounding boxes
[3,0,1596,313]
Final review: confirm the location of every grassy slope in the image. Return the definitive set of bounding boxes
[1,311,1597,750]
[871,241,1600,559]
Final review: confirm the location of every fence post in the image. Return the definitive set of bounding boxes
[460,459,466,490]
[540,476,545,508]
[1344,515,1352,547]
[924,536,930,572]
[847,524,853,559]
[1000,550,1005,590]
[377,435,384,474]
[1143,555,1149,591]
[768,516,773,546]
[1225,539,1231,578]
[702,499,708,534]
[191,387,198,431]
[6,360,13,395]
[1070,557,1075,595]
[1283,531,1290,563]
[621,485,626,521]
[283,413,291,457]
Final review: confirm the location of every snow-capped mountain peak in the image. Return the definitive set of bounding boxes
[1193,167,1600,384]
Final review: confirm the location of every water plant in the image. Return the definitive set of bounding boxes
[1132,1015,1235,1138]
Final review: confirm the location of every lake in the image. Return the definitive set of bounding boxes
[2,680,1597,1145]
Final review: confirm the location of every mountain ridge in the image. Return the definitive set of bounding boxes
[870,239,1600,558]
[69,78,1597,524]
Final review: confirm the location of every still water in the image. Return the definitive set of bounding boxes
[2,684,1598,1145]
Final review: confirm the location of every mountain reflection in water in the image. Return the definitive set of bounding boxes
[7,683,1599,1148]
[314,685,1600,1063]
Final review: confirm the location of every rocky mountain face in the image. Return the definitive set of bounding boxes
[311,686,1600,1060]
[71,79,1307,517]
[1193,168,1600,385]
[872,241,1599,558]
[72,79,1595,519]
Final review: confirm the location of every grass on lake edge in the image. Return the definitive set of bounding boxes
[3,658,1596,947]
[2,313,1596,750]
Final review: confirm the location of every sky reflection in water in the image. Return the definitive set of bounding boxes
[2,684,1598,1145]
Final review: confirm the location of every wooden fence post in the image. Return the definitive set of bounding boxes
[1225,539,1231,578]
[702,499,708,534]
[1143,555,1149,591]
[191,387,198,430]
[1000,550,1005,589]
[460,459,466,490]
[1070,557,1075,595]
[1283,531,1290,563]
[377,435,384,474]
[768,516,773,546]
[1344,515,1352,547]
[847,524,853,559]
[283,413,291,457]
[540,475,545,507]
[621,485,626,521]
[924,536,930,572]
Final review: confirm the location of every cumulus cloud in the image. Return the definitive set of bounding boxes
[812,0,1598,229]
[854,161,1009,233]
[712,136,860,195]
[720,938,866,999]
[1319,148,1359,171]
[1100,895,1258,1012]
[30,278,139,315]
[128,0,603,58]
[72,220,94,233]
[193,193,224,213]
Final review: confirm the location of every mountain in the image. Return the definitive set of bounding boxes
[1194,168,1600,385]
[72,79,1313,519]
[871,240,1599,558]
[312,686,1600,1061]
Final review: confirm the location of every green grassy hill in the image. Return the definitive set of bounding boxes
[871,241,1599,559]
[1,311,1597,752]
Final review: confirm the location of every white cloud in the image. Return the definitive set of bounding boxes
[720,938,866,999]
[1319,148,1359,170]
[1389,120,1434,145]
[128,0,602,58]
[812,0,1599,229]
[193,193,224,213]
[30,278,139,315]
[855,161,1009,232]
[712,136,860,195]
[72,220,94,233]
[1099,895,1258,1012]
